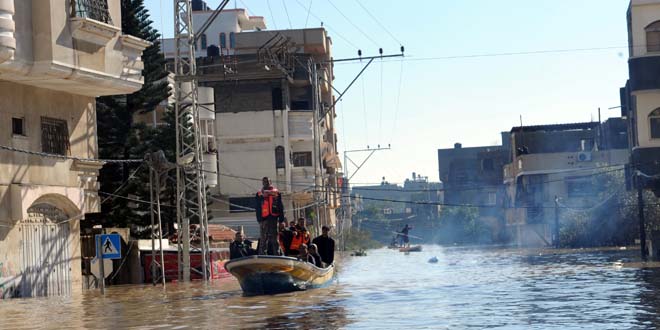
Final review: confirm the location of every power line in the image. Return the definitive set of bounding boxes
[291,0,360,50]
[389,57,404,145]
[304,0,313,28]
[327,0,380,47]
[266,0,278,30]
[355,0,402,46]
[282,0,293,29]
[0,145,143,164]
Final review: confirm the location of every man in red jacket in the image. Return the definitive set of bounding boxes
[256,177,285,255]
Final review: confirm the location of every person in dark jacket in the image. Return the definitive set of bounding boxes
[255,177,285,255]
[229,232,255,259]
[308,243,324,268]
[278,221,294,256]
[297,244,316,265]
[312,226,335,265]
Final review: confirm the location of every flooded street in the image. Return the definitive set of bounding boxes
[2,246,660,329]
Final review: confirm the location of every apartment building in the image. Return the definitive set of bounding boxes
[200,27,341,237]
[437,139,510,241]
[503,120,629,246]
[0,0,149,298]
[622,0,660,196]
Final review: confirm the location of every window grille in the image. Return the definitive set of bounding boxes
[41,117,70,155]
[71,0,112,24]
[292,152,312,167]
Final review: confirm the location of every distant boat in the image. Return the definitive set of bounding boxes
[399,245,422,252]
[224,255,334,296]
[428,256,438,263]
[351,250,367,256]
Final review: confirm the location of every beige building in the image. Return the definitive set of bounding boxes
[623,0,660,195]
[503,120,629,246]
[0,0,149,298]
[194,26,341,238]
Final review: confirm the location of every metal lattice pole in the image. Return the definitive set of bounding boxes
[173,0,210,282]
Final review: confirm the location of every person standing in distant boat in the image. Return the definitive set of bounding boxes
[399,224,412,248]
[256,177,285,255]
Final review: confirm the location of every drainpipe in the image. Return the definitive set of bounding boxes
[0,0,16,63]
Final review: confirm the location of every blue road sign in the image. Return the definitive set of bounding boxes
[96,234,121,259]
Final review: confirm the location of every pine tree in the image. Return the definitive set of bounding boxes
[97,0,172,230]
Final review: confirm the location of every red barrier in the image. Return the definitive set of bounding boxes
[143,250,230,283]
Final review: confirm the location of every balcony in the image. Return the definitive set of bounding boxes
[629,55,660,92]
[288,112,313,141]
[0,0,150,96]
[70,0,119,46]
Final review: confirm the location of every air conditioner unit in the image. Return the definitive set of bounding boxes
[577,152,592,162]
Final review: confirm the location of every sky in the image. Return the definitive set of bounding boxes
[143,0,631,186]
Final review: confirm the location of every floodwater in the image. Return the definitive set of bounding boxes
[2,245,660,329]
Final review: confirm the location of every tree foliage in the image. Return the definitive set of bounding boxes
[97,0,172,231]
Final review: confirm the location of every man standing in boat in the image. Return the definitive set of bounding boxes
[256,177,285,255]
[399,224,412,248]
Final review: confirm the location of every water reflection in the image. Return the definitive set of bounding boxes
[4,246,660,329]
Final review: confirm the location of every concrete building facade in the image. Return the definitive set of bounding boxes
[437,140,510,242]
[0,0,149,298]
[622,0,660,195]
[503,120,629,246]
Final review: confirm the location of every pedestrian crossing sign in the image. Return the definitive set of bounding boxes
[96,234,121,259]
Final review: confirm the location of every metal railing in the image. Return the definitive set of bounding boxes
[71,0,112,24]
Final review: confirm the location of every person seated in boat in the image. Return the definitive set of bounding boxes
[295,217,311,244]
[312,225,335,265]
[255,177,285,256]
[288,218,312,256]
[297,244,316,265]
[230,232,256,259]
[278,221,294,256]
[308,243,324,268]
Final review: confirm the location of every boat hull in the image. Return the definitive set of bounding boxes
[224,255,334,296]
[399,245,423,252]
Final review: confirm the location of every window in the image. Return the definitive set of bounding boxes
[229,32,236,48]
[219,33,226,49]
[566,178,592,198]
[650,108,660,139]
[41,117,70,155]
[275,146,286,169]
[292,152,312,167]
[646,21,660,52]
[12,117,25,136]
[71,0,112,24]
[201,34,207,49]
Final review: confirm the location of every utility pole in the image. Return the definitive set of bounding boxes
[554,195,560,248]
[638,184,647,260]
[173,0,228,282]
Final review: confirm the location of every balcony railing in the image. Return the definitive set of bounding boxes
[71,0,112,24]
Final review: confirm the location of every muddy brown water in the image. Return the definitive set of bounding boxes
[2,246,660,329]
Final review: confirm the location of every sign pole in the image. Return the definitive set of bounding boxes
[97,235,105,295]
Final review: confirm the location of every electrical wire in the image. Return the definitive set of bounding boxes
[378,58,384,143]
[100,163,146,204]
[0,145,144,164]
[291,0,360,50]
[355,0,402,46]
[282,0,293,29]
[327,0,380,47]
[266,0,278,30]
[304,0,313,28]
[389,57,404,145]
